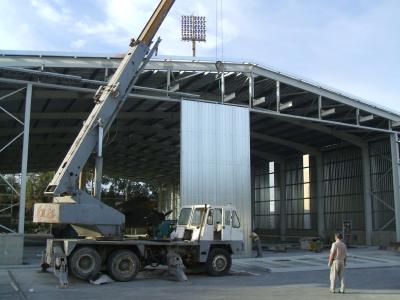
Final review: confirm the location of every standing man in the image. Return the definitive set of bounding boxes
[328,232,348,293]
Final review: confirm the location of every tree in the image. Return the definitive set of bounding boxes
[25,171,54,216]
[102,176,158,205]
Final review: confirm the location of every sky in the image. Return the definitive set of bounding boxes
[0,0,399,110]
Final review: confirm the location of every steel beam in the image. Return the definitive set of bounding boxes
[0,132,23,152]
[18,83,32,234]
[390,133,400,242]
[250,108,394,135]
[0,87,26,102]
[278,118,367,147]
[361,146,373,245]
[0,77,182,103]
[251,149,283,163]
[0,111,180,121]
[0,54,399,122]
[251,132,320,155]
[0,76,399,134]
[0,124,179,137]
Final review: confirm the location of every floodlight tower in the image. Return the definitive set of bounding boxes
[181,15,206,57]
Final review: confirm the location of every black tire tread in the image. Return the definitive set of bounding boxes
[106,249,140,282]
[206,248,232,276]
[68,246,101,280]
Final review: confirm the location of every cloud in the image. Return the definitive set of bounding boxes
[30,0,69,23]
[0,0,399,109]
[70,39,86,50]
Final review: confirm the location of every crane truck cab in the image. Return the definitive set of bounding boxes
[176,204,243,243]
[173,204,244,276]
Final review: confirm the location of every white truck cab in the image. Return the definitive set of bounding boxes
[175,204,243,243]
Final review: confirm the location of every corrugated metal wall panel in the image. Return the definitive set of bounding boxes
[323,147,364,231]
[285,157,316,231]
[180,100,251,256]
[370,139,395,230]
[254,162,280,230]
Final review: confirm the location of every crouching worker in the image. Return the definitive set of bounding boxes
[250,232,263,258]
[328,232,347,293]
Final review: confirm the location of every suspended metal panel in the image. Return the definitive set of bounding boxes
[180,100,251,256]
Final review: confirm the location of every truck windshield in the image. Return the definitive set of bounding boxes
[191,208,205,226]
[178,208,192,225]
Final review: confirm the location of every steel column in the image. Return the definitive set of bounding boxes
[279,160,286,241]
[390,133,400,241]
[18,83,32,234]
[248,73,254,107]
[318,95,322,119]
[276,81,280,112]
[221,73,225,102]
[316,154,325,238]
[93,123,104,200]
[251,168,255,230]
[361,146,373,245]
[94,157,103,200]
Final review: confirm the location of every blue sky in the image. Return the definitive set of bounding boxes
[0,0,399,109]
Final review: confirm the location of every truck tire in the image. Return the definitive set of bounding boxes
[206,248,231,276]
[68,247,101,280]
[107,250,140,282]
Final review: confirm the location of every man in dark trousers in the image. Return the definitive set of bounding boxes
[328,232,348,293]
[251,232,263,258]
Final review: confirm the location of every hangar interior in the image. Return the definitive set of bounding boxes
[0,51,399,247]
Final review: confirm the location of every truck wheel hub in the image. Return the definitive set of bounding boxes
[119,258,133,272]
[212,255,227,272]
[78,255,94,271]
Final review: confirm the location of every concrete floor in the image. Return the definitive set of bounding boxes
[0,246,399,300]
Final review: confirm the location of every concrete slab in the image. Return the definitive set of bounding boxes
[1,245,399,299]
[0,271,19,299]
[236,247,400,273]
[1,266,400,300]
[0,234,23,265]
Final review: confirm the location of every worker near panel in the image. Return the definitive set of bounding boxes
[170,224,178,241]
[328,232,348,293]
[250,232,263,258]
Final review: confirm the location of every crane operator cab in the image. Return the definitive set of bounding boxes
[175,204,243,243]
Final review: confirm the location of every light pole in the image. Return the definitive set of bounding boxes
[181,15,206,57]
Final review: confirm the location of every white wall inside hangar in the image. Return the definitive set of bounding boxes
[180,100,251,256]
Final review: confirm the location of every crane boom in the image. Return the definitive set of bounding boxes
[46,0,174,196]
[33,0,175,238]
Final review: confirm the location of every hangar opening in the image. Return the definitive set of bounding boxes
[0,52,399,254]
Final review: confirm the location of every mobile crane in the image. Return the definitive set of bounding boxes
[32,0,244,286]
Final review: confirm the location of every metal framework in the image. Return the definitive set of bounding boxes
[0,52,399,243]
[0,83,31,233]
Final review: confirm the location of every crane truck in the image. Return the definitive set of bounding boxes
[32,0,244,286]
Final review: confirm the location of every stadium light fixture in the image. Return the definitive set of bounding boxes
[181,15,206,57]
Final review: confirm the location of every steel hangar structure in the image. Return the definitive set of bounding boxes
[0,51,399,253]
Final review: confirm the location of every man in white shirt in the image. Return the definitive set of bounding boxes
[328,232,348,293]
[170,225,178,241]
